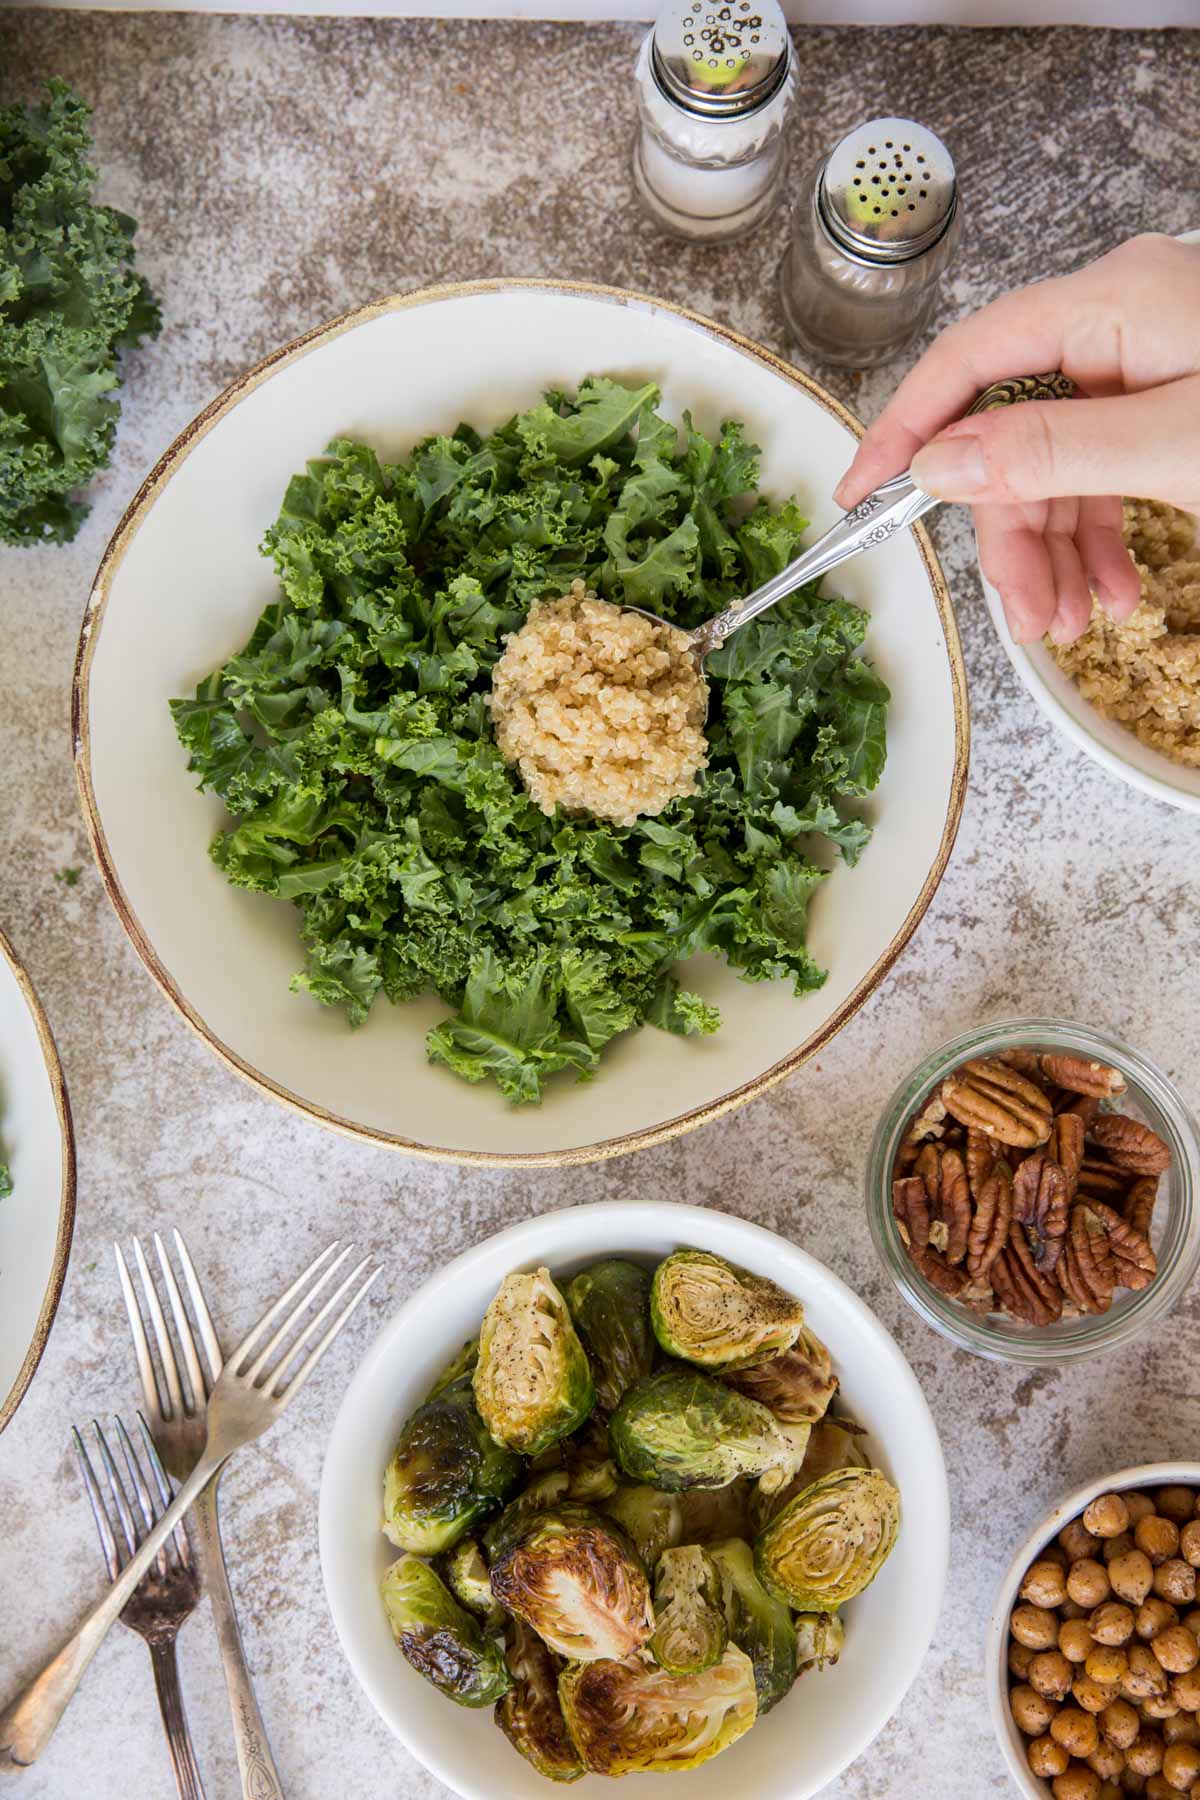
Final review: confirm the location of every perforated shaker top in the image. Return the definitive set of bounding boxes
[820,118,957,263]
[651,0,791,118]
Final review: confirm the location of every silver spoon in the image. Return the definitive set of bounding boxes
[626,370,1075,664]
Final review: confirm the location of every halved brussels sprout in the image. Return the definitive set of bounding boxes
[384,1382,522,1556]
[602,1484,683,1569]
[437,1535,504,1632]
[755,1467,901,1612]
[426,1337,479,1401]
[563,1259,655,1412]
[610,1368,791,1492]
[564,1414,619,1504]
[650,1544,727,1675]
[495,1617,583,1784]
[489,1504,654,1662]
[676,1479,753,1546]
[650,1251,806,1372]
[708,1536,797,1715]
[558,1643,758,1774]
[749,1416,869,1534]
[794,1610,844,1677]
[482,1468,572,1562]
[722,1326,838,1424]
[381,1554,511,1708]
[474,1268,594,1457]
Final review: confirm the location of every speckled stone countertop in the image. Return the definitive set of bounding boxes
[1,13,1199,1798]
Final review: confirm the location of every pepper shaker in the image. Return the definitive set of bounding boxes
[633,0,797,243]
[779,118,962,368]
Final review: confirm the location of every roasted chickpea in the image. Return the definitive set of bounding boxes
[1119,1772,1146,1796]
[1127,1733,1167,1777]
[1059,1600,1092,1619]
[1091,1649,1134,1687]
[1064,1519,1106,1560]
[1013,1683,1059,1735]
[1024,1560,1072,1608]
[1062,1618,1101,1660]
[1126,1494,1160,1526]
[1141,1602,1183,1642]
[1106,1536,1138,1564]
[1015,1604,1063,1650]
[1072,1563,1116,1608]
[1156,1629,1200,1676]
[1104,1701,1144,1749]
[1053,1767,1103,1800]
[1078,1676,1123,1713]
[1143,1697,1184,1722]
[1125,1647,1172,1700]
[1089,1496,1136,1539]
[1035,1652,1081,1699]
[1031,1734,1073,1777]
[1157,1564,1199,1608]
[1139,1519,1183,1566]
[1174,1672,1200,1714]
[1165,1743,1200,1789]
[1180,1525,1200,1571]
[1090,1741,1128,1779]
[1164,1717,1200,1746]
[1054,1711,1104,1758]
[1011,1640,1036,1679]
[1146,1779,1178,1800]
[1041,1543,1071,1568]
[1092,1605,1137,1646]
[1112,1553,1158,1606]
[1158,1492,1198,1528]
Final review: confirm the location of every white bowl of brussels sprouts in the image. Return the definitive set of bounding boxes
[319,1201,948,1797]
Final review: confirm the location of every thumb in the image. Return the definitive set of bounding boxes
[908,376,1200,511]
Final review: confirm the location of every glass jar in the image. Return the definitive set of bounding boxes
[632,0,797,244]
[779,117,962,368]
[866,1018,1200,1365]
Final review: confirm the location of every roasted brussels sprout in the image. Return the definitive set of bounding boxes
[438,1535,504,1632]
[563,1415,619,1504]
[750,1416,869,1533]
[558,1643,758,1774]
[650,1544,727,1675]
[722,1327,838,1424]
[563,1259,655,1412]
[384,1382,522,1556]
[794,1610,844,1676]
[650,1250,805,1372]
[427,1337,479,1401]
[708,1536,798,1715]
[676,1479,753,1546]
[755,1467,901,1612]
[602,1484,683,1569]
[482,1468,572,1562]
[381,1554,511,1708]
[489,1505,654,1662]
[495,1617,583,1784]
[610,1368,790,1492]
[474,1268,594,1457]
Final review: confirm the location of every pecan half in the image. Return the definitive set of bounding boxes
[1069,1205,1118,1310]
[908,1242,970,1298]
[965,1126,997,1198]
[940,1058,1053,1150]
[1013,1156,1070,1272]
[913,1143,971,1265]
[892,1176,931,1250]
[966,1164,1013,1280]
[1006,1220,1065,1323]
[1124,1177,1160,1242]
[1058,1233,1112,1316]
[1076,1156,1130,1205]
[1090,1114,1172,1177]
[1089,1199,1158,1291]
[1055,1092,1102,1131]
[991,1235,1062,1327]
[1046,1112,1085,1189]
[1039,1053,1127,1099]
[996,1048,1048,1083]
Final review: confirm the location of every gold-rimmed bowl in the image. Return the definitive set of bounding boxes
[0,929,76,1434]
[74,280,968,1166]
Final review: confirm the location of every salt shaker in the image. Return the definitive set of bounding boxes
[633,0,797,243]
[779,118,962,368]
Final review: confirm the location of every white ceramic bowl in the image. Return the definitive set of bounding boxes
[319,1199,949,1800]
[0,930,76,1434]
[76,281,967,1165]
[987,1460,1200,1798]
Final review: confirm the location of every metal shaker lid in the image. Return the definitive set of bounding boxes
[819,118,957,263]
[651,0,791,118]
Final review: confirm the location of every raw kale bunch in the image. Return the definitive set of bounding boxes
[0,79,161,546]
[171,378,889,1103]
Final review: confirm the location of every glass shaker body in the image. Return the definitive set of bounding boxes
[779,156,962,368]
[632,30,796,244]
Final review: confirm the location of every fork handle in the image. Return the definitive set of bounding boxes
[192,1477,285,1800]
[149,1642,207,1800]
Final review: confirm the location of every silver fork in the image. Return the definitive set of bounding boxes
[74,1417,206,1800]
[0,1240,382,1768]
[116,1232,283,1800]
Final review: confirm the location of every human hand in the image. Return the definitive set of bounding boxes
[833,234,1200,645]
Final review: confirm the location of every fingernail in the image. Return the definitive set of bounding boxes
[910,436,988,499]
[832,474,854,509]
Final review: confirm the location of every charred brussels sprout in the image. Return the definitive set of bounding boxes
[650,1544,727,1675]
[602,1484,683,1568]
[650,1250,806,1372]
[474,1268,594,1457]
[563,1415,619,1504]
[384,1383,521,1556]
[722,1327,838,1425]
[438,1536,504,1632]
[708,1536,797,1715]
[495,1617,583,1784]
[755,1467,901,1612]
[563,1260,654,1412]
[482,1469,571,1562]
[558,1644,758,1774]
[610,1368,791,1492]
[795,1610,844,1676]
[489,1505,654,1662]
[381,1555,511,1708]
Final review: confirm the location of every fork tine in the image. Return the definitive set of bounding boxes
[113,1415,172,1578]
[92,1420,140,1564]
[228,1241,341,1375]
[173,1229,223,1383]
[274,1264,383,1402]
[153,1232,207,1410]
[115,1243,164,1425]
[242,1245,354,1384]
[136,1412,193,1571]
[133,1236,187,1420]
[263,1253,373,1393]
[73,1426,121,1582]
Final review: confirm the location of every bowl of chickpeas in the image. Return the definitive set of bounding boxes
[989,1465,1200,1800]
